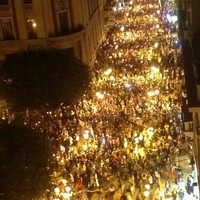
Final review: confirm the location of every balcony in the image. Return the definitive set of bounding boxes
[0,29,85,55]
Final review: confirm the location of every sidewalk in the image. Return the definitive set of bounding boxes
[152,152,198,200]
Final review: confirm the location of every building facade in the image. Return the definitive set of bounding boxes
[180,0,200,194]
[0,0,106,65]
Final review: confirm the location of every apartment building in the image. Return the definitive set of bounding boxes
[0,0,106,65]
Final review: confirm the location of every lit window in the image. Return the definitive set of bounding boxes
[0,0,9,5]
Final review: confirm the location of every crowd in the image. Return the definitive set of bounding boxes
[0,0,191,199]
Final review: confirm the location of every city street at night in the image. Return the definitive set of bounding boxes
[0,0,199,200]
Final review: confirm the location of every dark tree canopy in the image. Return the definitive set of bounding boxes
[0,122,54,200]
[0,48,91,109]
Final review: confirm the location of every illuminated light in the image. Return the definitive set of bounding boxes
[124,138,128,148]
[126,12,129,17]
[54,187,60,195]
[149,74,154,79]
[145,184,151,190]
[56,156,60,160]
[113,7,117,12]
[147,89,159,96]
[135,138,139,143]
[134,132,137,137]
[144,190,150,197]
[151,66,159,73]
[76,135,80,141]
[60,145,65,153]
[157,10,160,14]
[83,130,89,139]
[155,24,160,29]
[62,179,67,185]
[96,92,104,99]
[115,44,118,49]
[147,91,154,97]
[104,68,112,75]
[110,75,115,81]
[120,26,125,32]
[32,22,37,27]
[125,83,131,88]
[154,42,159,48]
[172,15,178,23]
[65,186,71,192]
[155,89,159,95]
[139,135,143,140]
[130,1,133,5]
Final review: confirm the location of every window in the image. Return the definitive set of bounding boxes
[58,11,70,35]
[26,19,37,39]
[0,18,15,40]
[0,0,9,5]
[23,0,32,4]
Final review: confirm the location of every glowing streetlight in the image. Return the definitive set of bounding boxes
[144,190,150,197]
[120,26,125,32]
[104,68,112,76]
[125,83,131,88]
[54,187,60,196]
[154,89,159,95]
[32,21,37,27]
[65,186,71,193]
[83,130,89,139]
[155,24,160,29]
[151,66,159,73]
[145,184,150,190]
[96,92,104,99]
[139,135,143,141]
[154,42,159,48]
[147,89,159,97]
[147,91,154,97]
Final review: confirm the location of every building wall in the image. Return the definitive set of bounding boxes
[0,0,106,65]
[189,108,200,187]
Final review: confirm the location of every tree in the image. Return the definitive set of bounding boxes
[0,48,91,109]
[0,122,55,200]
